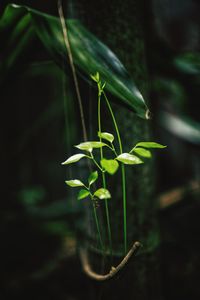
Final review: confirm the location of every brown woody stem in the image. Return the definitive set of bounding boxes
[79,241,142,281]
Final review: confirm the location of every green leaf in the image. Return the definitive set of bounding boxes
[62,153,86,165]
[75,141,107,152]
[65,179,85,187]
[90,72,100,83]
[98,132,114,143]
[135,142,166,149]
[100,159,119,175]
[116,153,143,165]
[78,189,90,200]
[131,148,152,158]
[0,4,148,119]
[174,52,200,75]
[94,188,111,200]
[159,111,200,145]
[88,171,98,186]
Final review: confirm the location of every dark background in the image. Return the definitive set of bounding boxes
[1,0,200,299]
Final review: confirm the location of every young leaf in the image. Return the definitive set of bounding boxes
[78,189,90,200]
[94,188,111,200]
[132,148,152,158]
[101,82,106,90]
[91,72,100,83]
[88,171,98,186]
[62,153,86,165]
[75,141,107,152]
[98,132,114,143]
[135,142,166,149]
[65,179,85,187]
[116,153,143,165]
[100,159,119,175]
[90,72,99,83]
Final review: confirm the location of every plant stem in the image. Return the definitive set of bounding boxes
[98,90,113,259]
[103,91,127,255]
[91,198,104,252]
[58,0,87,142]
[90,153,103,171]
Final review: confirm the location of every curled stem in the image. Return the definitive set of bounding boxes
[80,241,141,281]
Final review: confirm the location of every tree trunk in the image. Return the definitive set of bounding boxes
[66,1,163,299]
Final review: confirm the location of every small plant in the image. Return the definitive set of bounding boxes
[62,73,166,256]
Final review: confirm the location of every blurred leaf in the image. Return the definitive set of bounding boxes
[18,186,45,206]
[174,52,200,75]
[135,142,166,149]
[75,141,106,152]
[100,158,119,175]
[159,111,200,145]
[98,132,114,143]
[0,4,148,119]
[62,153,87,165]
[88,171,98,186]
[65,179,85,187]
[132,148,152,158]
[0,5,36,83]
[94,188,111,200]
[78,189,90,200]
[116,153,143,165]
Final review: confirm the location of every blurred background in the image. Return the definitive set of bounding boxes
[1,0,200,299]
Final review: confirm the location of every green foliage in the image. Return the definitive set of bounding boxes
[134,141,166,149]
[0,4,149,119]
[174,52,200,75]
[62,74,166,255]
[88,171,98,186]
[116,153,143,165]
[65,179,85,187]
[94,188,111,200]
[75,141,107,152]
[100,159,119,175]
[62,153,87,165]
[159,111,200,145]
[78,189,90,200]
[132,147,152,158]
[98,132,114,143]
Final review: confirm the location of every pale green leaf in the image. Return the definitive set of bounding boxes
[135,142,166,149]
[100,159,119,175]
[88,171,98,186]
[131,148,152,158]
[116,153,143,165]
[94,188,111,200]
[62,153,86,165]
[90,72,100,83]
[65,179,85,187]
[78,189,90,200]
[98,132,114,143]
[75,141,107,152]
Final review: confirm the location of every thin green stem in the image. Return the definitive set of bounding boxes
[98,90,113,259]
[90,153,103,171]
[111,142,118,156]
[91,196,104,252]
[103,91,127,255]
